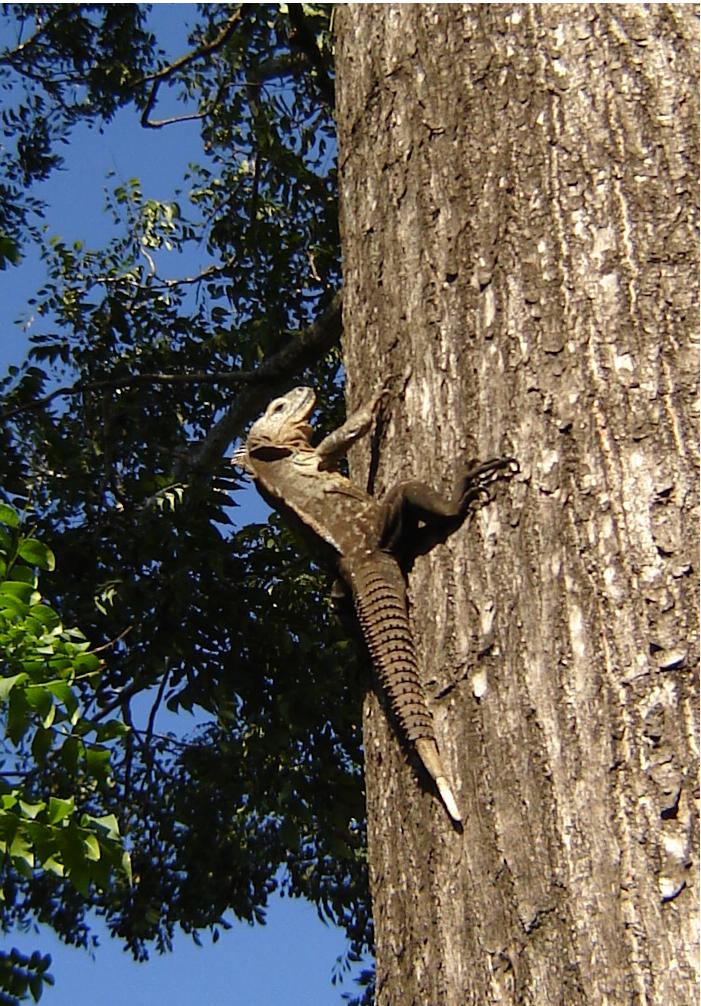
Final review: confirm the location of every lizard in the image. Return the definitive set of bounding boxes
[233,385,515,824]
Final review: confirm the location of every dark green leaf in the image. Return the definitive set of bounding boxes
[18,539,56,572]
[0,504,20,528]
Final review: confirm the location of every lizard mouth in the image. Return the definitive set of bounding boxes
[290,386,316,438]
[293,386,316,421]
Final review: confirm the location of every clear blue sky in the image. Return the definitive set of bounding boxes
[1,6,362,1004]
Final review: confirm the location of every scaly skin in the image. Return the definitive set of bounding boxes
[340,552,434,742]
[236,386,515,824]
[340,551,462,823]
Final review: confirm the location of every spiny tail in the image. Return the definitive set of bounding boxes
[341,553,461,823]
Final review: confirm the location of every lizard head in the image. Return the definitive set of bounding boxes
[241,387,317,463]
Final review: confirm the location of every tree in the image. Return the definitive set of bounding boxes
[0,3,371,993]
[334,5,698,1003]
[0,4,697,1005]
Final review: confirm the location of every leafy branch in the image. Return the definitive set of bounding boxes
[137,10,242,128]
[0,505,131,902]
[0,291,343,431]
[180,289,343,481]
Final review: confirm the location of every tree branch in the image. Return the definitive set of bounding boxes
[136,10,242,88]
[0,9,64,66]
[141,108,210,130]
[178,289,343,483]
[0,291,343,429]
[138,11,241,128]
[95,260,235,291]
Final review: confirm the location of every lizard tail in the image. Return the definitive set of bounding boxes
[415,737,462,824]
[342,553,462,824]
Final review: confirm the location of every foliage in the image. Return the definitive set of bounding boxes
[0,505,131,1002]
[0,4,371,1001]
[0,947,53,1006]
[0,5,158,251]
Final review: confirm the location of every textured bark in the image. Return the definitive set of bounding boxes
[335,6,698,1005]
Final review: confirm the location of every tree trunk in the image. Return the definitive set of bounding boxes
[334,6,698,1004]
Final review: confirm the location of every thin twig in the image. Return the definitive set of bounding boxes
[138,10,241,128]
[94,260,234,290]
[89,625,133,655]
[144,662,172,751]
[0,9,64,65]
[1,368,273,421]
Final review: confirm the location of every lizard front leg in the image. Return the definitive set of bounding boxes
[315,385,388,471]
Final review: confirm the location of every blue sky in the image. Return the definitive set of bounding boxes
[1,7,361,1004]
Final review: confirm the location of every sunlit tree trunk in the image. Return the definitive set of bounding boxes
[335,6,698,1003]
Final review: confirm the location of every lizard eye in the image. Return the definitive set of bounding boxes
[270,401,286,414]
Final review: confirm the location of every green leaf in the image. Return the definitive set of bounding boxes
[26,819,64,869]
[47,796,75,825]
[9,828,34,872]
[60,735,82,773]
[31,726,54,764]
[73,652,101,674]
[23,615,46,638]
[18,800,44,820]
[27,604,61,632]
[0,504,20,528]
[47,656,72,673]
[45,681,78,718]
[25,686,55,727]
[85,746,111,781]
[6,564,35,585]
[61,828,91,895]
[7,689,30,744]
[18,539,56,572]
[0,581,37,603]
[0,672,28,702]
[84,813,120,840]
[82,833,101,862]
[0,592,29,616]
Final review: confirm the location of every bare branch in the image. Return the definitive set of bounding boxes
[141,108,209,130]
[144,662,172,752]
[141,78,228,130]
[89,625,133,655]
[95,261,235,291]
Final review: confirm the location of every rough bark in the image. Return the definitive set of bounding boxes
[335,6,698,1005]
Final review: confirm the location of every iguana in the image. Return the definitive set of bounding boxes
[233,386,515,823]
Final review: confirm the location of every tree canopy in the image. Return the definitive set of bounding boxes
[0,5,372,1002]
